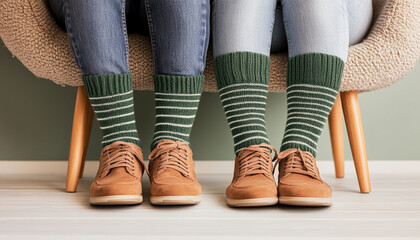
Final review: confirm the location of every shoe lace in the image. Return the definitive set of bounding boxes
[149,140,190,177]
[273,148,320,180]
[237,143,277,178]
[100,142,149,178]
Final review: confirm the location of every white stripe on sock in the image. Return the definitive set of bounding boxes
[227,112,265,120]
[287,89,336,99]
[281,140,316,152]
[287,111,328,121]
[221,94,267,103]
[283,128,320,139]
[156,114,196,119]
[155,122,193,128]
[286,84,338,95]
[89,90,133,100]
[97,112,134,121]
[287,101,333,110]
[233,130,268,139]
[223,101,266,109]
[100,120,136,130]
[153,135,189,144]
[103,130,138,139]
[285,121,323,132]
[95,104,134,113]
[231,123,266,131]
[218,83,268,93]
[287,95,335,105]
[228,117,265,125]
[224,107,265,115]
[155,92,201,97]
[91,97,133,107]
[102,136,140,144]
[156,106,198,110]
[219,88,268,98]
[286,116,325,126]
[155,98,199,102]
[287,107,330,116]
[153,131,189,137]
[282,133,318,146]
[234,136,270,147]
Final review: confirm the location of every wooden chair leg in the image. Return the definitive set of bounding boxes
[328,93,345,178]
[66,86,93,192]
[340,91,371,193]
[78,95,93,178]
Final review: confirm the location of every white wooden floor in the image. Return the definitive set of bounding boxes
[0,160,419,240]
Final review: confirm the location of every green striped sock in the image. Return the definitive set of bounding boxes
[83,73,140,147]
[215,52,271,154]
[151,75,203,149]
[280,53,345,157]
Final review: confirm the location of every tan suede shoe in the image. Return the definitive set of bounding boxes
[276,148,332,207]
[226,143,278,207]
[148,140,201,205]
[89,141,148,206]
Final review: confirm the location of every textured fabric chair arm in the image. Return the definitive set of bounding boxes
[339,0,420,93]
[0,0,418,93]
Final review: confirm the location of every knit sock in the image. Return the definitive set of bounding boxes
[151,75,204,149]
[280,53,345,157]
[215,52,271,155]
[83,73,140,147]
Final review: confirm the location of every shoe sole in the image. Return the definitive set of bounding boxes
[89,195,143,206]
[278,197,332,207]
[150,195,201,205]
[227,197,279,207]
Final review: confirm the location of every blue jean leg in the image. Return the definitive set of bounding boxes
[212,0,277,58]
[145,0,210,76]
[272,0,373,62]
[58,0,130,75]
[281,0,349,62]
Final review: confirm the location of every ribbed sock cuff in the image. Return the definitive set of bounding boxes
[214,52,270,89]
[82,73,133,97]
[287,53,345,90]
[154,75,204,94]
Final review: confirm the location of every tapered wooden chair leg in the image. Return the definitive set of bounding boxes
[340,91,371,193]
[79,98,93,178]
[328,93,345,178]
[66,86,93,192]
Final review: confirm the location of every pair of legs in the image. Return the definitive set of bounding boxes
[48,0,210,205]
[212,0,372,206]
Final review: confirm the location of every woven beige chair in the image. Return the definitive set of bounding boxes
[0,0,419,193]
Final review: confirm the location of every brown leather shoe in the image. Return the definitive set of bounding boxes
[226,143,278,207]
[276,148,332,206]
[148,140,201,205]
[89,141,148,206]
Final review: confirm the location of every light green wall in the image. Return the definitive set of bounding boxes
[1,39,419,160]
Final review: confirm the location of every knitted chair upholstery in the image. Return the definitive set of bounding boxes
[0,0,419,93]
